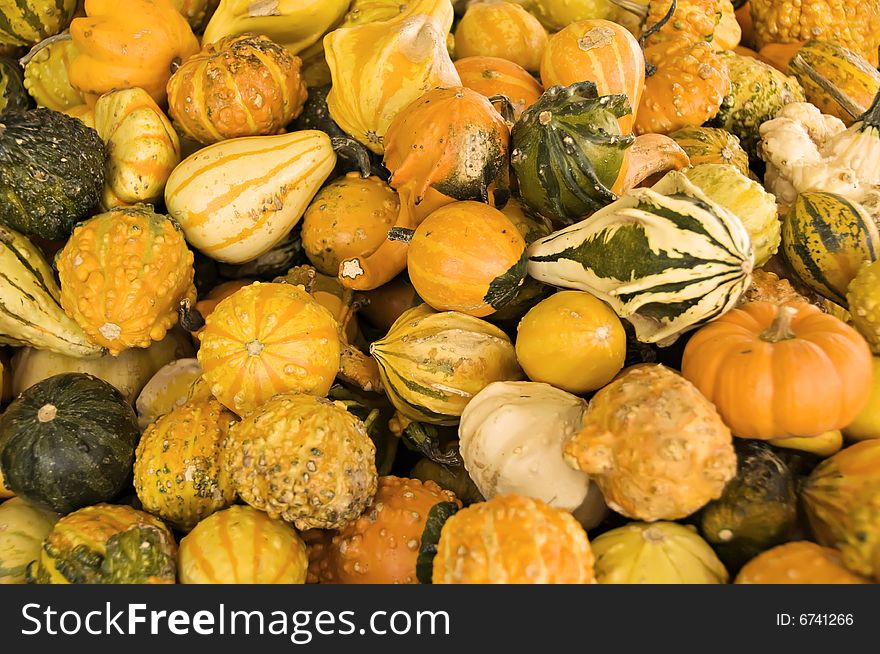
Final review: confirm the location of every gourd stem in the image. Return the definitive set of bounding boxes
[487,93,517,125]
[639,0,677,78]
[330,137,371,178]
[860,88,880,130]
[387,227,415,243]
[363,408,380,433]
[610,0,649,19]
[788,54,867,119]
[760,306,799,342]
[19,32,72,67]
[177,298,205,333]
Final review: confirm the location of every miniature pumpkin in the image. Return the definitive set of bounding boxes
[564,364,737,521]
[735,541,871,584]
[134,397,237,531]
[432,493,596,584]
[68,0,200,105]
[454,56,543,121]
[539,19,644,133]
[453,1,548,73]
[197,282,341,416]
[21,37,85,111]
[681,302,874,440]
[225,393,377,530]
[403,201,526,317]
[190,279,255,344]
[167,34,308,144]
[669,126,751,176]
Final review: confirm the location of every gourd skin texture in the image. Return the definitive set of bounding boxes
[56,205,197,355]
[0,498,58,584]
[134,357,203,429]
[843,357,880,440]
[134,398,237,531]
[454,1,548,73]
[309,476,459,584]
[669,126,751,176]
[190,279,255,344]
[167,34,308,144]
[564,364,737,521]
[643,0,723,45]
[454,56,543,121]
[735,541,870,584]
[179,505,309,584]
[847,248,880,355]
[0,56,29,117]
[197,282,341,416]
[225,393,378,531]
[0,0,77,47]
[22,38,85,111]
[433,493,596,584]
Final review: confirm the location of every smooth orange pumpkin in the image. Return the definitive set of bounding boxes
[539,19,645,133]
[453,0,548,73]
[681,302,874,440]
[454,56,543,121]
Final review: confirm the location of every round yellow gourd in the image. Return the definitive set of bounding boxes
[515,291,626,393]
[178,506,309,584]
[843,356,880,441]
[591,522,729,584]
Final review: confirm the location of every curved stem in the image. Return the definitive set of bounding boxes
[18,32,72,67]
[177,298,205,333]
[487,93,516,125]
[760,306,799,342]
[639,0,677,49]
[330,136,371,178]
[789,54,867,119]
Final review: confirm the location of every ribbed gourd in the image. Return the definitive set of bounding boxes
[527,171,754,345]
[134,398,237,531]
[0,0,77,47]
[21,37,84,111]
[56,205,197,355]
[454,56,543,121]
[370,304,523,425]
[669,126,751,176]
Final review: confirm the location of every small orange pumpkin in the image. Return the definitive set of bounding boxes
[454,56,543,121]
[167,34,308,144]
[404,201,526,318]
[681,302,874,440]
[539,19,645,133]
[453,0,548,73]
[191,279,256,344]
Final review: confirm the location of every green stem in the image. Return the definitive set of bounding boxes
[18,32,72,67]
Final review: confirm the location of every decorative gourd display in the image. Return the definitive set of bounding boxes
[591,522,729,584]
[669,126,751,176]
[164,130,357,264]
[68,0,199,105]
[564,364,737,521]
[432,493,596,584]
[0,0,76,47]
[134,397,237,531]
[202,0,349,54]
[684,163,780,266]
[309,476,459,584]
[515,291,626,393]
[0,225,101,357]
[27,503,177,584]
[167,34,308,144]
[225,393,377,530]
[400,201,526,317]
[781,192,878,306]
[93,88,180,209]
[454,1,548,72]
[172,0,220,32]
[0,108,105,240]
[843,357,880,440]
[0,56,29,117]
[324,0,460,154]
[539,19,644,132]
[0,497,58,584]
[197,282,340,416]
[21,36,84,111]
[0,373,139,514]
[302,173,399,276]
[56,205,197,355]
[801,440,880,577]
[179,505,308,584]
[454,56,543,121]
[370,304,523,425]
[681,302,873,440]
[734,541,871,584]
[637,37,731,135]
[698,440,797,571]
[526,171,753,346]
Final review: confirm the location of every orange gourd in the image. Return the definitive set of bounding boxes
[681,302,874,440]
[539,19,645,133]
[757,42,803,72]
[642,0,723,45]
[454,56,543,121]
[166,34,308,144]
[191,279,256,344]
[69,0,200,105]
[453,0,548,73]
[735,541,870,584]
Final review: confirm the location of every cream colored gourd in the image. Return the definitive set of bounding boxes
[164,131,339,264]
[135,358,203,430]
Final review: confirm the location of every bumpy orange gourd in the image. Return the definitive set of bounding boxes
[196,282,341,416]
[167,34,308,144]
[309,477,460,584]
[681,302,874,440]
[636,36,731,134]
[56,205,197,355]
[539,19,645,133]
[69,0,200,105]
[643,0,723,45]
[453,1,548,73]
[735,541,871,584]
[406,201,526,317]
[564,364,737,521]
[432,493,596,584]
[454,56,543,121]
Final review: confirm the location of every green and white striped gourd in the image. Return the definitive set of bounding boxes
[0,0,77,47]
[526,171,754,345]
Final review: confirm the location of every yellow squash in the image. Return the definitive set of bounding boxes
[21,37,85,111]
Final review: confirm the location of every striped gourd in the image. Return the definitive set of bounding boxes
[526,171,754,345]
[164,130,339,264]
[781,192,879,306]
[0,0,77,47]
[454,56,543,121]
[0,224,101,357]
[370,304,523,425]
[0,497,58,584]
[669,126,750,177]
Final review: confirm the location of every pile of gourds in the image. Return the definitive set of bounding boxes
[1,0,879,585]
